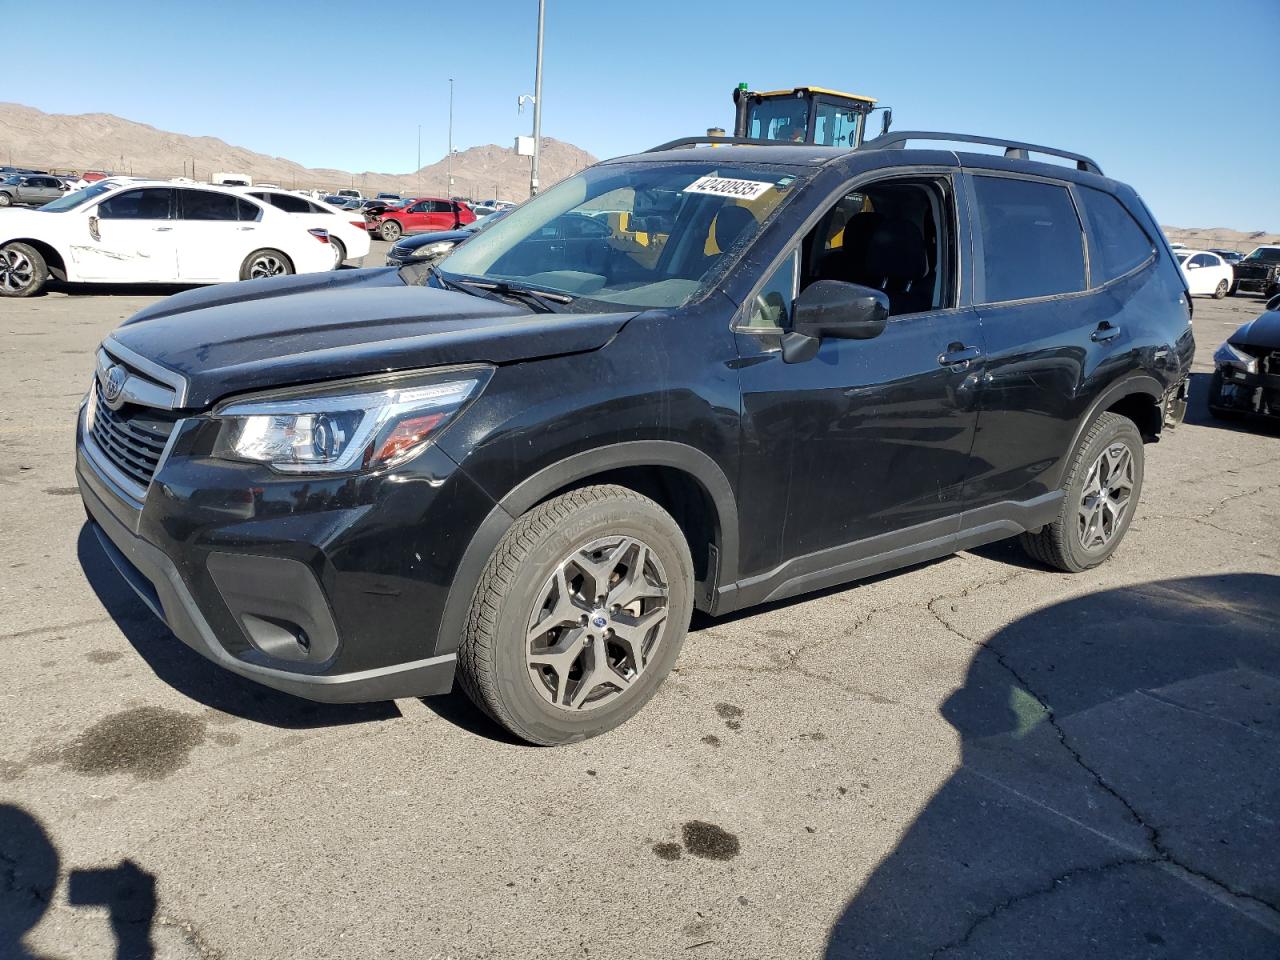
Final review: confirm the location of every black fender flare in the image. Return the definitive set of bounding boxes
[432,441,740,657]
[1053,374,1164,488]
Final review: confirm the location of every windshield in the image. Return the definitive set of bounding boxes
[1244,247,1280,263]
[440,161,803,309]
[38,181,113,212]
[746,97,809,143]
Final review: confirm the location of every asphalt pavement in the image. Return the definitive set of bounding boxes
[1,260,1277,959]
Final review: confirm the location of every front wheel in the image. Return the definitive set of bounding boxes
[1019,411,1144,572]
[1213,279,1229,299]
[0,193,11,207]
[379,220,402,242]
[0,242,48,297]
[239,249,294,281]
[457,485,695,745]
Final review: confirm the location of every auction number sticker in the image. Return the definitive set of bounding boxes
[684,175,774,201]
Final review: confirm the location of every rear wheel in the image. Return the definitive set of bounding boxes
[380,220,402,242]
[0,193,11,207]
[0,242,48,297]
[1019,411,1143,572]
[458,485,694,745]
[1213,279,1229,299]
[239,249,294,281]
[330,237,347,269]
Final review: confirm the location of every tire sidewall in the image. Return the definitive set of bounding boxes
[0,242,48,297]
[380,221,401,241]
[330,237,346,269]
[0,193,11,206]
[239,249,293,281]
[484,498,694,744]
[1061,416,1144,570]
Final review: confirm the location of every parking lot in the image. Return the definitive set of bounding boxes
[1,266,1278,958]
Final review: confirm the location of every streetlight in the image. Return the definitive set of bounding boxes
[447,78,454,199]
[531,0,545,196]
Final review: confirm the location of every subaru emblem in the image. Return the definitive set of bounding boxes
[103,364,127,404]
[591,615,608,629]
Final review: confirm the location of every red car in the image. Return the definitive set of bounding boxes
[367,197,474,241]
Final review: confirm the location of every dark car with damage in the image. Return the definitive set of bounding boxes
[1209,293,1280,420]
[76,131,1193,745]
[1232,245,1280,298]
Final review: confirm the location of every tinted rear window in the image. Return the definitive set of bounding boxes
[972,175,1085,303]
[182,190,259,221]
[1076,186,1154,285]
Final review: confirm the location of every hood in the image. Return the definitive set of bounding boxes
[1230,308,1280,350]
[394,229,470,251]
[109,268,635,408]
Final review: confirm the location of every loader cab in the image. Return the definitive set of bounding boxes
[732,86,882,148]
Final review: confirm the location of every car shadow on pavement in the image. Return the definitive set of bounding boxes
[77,524,401,729]
[45,280,201,298]
[1,803,159,960]
[1184,371,1280,435]
[823,572,1280,959]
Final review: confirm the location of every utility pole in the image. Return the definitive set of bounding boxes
[447,78,455,199]
[530,0,545,196]
[417,124,422,197]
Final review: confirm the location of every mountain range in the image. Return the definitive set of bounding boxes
[0,102,596,202]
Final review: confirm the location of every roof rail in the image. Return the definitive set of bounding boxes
[859,131,1102,175]
[645,136,792,153]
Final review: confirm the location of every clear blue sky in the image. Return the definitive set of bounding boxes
[4,0,1277,230]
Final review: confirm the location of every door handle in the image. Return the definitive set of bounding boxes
[237,226,256,231]
[1091,322,1121,342]
[152,227,173,232]
[938,344,982,368]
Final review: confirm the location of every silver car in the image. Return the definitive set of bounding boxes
[0,174,67,207]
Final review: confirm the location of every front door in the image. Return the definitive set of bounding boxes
[71,187,178,282]
[733,172,983,586]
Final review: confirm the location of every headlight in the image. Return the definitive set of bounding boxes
[409,240,459,261]
[212,367,490,473]
[1213,341,1257,375]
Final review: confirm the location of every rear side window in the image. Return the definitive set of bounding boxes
[181,190,259,221]
[98,188,174,220]
[972,175,1085,303]
[1076,186,1154,285]
[257,191,311,214]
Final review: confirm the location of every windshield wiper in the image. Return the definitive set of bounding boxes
[450,278,574,313]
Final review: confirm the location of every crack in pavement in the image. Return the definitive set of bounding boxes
[1203,484,1271,520]
[925,578,1280,950]
[928,855,1154,958]
[157,912,226,960]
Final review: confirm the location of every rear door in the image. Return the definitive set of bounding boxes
[174,189,264,281]
[72,187,179,281]
[962,172,1138,515]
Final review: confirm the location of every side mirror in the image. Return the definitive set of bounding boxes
[1266,294,1280,313]
[880,108,893,137]
[1186,262,1199,270]
[782,280,889,363]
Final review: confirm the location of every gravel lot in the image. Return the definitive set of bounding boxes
[1,256,1277,959]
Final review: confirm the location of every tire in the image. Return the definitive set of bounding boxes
[238,249,294,281]
[458,484,695,746]
[379,220,402,242]
[1206,370,1244,420]
[1213,279,1229,299]
[1019,411,1144,573]
[1229,282,1238,296]
[330,237,346,269]
[0,241,48,297]
[0,192,11,207]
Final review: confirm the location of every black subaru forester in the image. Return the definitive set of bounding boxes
[77,132,1193,745]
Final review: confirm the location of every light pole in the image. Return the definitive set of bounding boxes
[530,0,545,196]
[447,78,454,199]
[417,124,422,197]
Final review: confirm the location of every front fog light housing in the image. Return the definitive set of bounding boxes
[1212,341,1257,375]
[212,367,490,473]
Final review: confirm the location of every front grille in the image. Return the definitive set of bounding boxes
[90,378,181,490]
[1235,265,1271,280]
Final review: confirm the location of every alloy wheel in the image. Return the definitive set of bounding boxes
[1077,441,1134,550]
[525,535,670,711]
[248,254,287,279]
[0,248,34,293]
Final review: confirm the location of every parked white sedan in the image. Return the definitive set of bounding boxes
[1176,249,1234,299]
[0,180,335,297]
[242,188,372,267]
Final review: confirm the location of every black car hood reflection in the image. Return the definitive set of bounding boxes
[110,267,635,407]
[1230,308,1280,349]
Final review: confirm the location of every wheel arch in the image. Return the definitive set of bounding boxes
[432,441,740,658]
[1060,374,1164,478]
[4,237,69,281]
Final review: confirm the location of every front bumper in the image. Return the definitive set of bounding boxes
[1234,277,1275,295]
[76,413,500,703]
[1212,365,1280,417]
